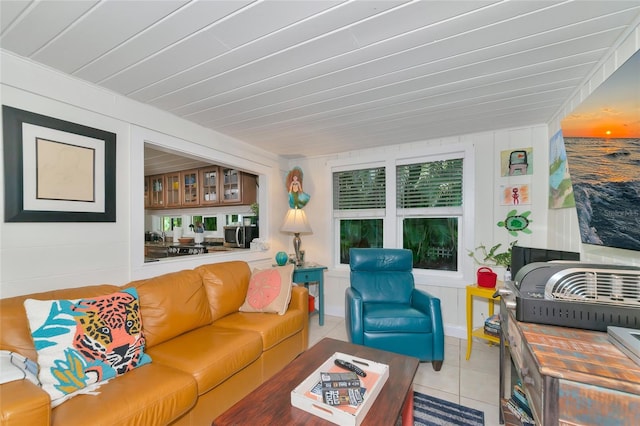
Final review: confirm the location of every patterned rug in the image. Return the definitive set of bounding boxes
[413,391,485,426]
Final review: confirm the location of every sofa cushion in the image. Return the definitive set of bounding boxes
[51,363,197,426]
[214,309,305,351]
[130,269,212,347]
[146,325,262,395]
[23,288,152,407]
[195,261,251,321]
[239,264,294,315]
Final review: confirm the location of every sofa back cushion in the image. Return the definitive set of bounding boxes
[0,285,120,361]
[128,269,212,347]
[195,261,250,321]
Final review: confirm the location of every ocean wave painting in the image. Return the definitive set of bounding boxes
[560,49,639,252]
[564,137,640,251]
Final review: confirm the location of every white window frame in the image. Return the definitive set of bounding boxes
[329,144,475,285]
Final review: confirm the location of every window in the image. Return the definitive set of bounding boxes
[397,159,463,271]
[332,150,470,274]
[333,167,385,264]
[162,216,182,231]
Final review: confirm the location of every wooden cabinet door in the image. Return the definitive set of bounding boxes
[181,169,199,207]
[221,168,241,204]
[199,166,220,205]
[221,169,257,205]
[165,172,181,207]
[149,174,165,208]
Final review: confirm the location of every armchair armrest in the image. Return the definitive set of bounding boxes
[0,380,50,425]
[345,287,364,344]
[411,289,445,361]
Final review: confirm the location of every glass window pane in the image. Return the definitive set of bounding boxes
[403,218,458,271]
[397,159,463,208]
[162,216,182,232]
[333,167,386,210]
[339,219,383,264]
[203,217,217,231]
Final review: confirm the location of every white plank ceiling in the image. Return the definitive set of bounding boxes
[2,0,640,159]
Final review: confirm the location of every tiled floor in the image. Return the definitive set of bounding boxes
[309,315,502,426]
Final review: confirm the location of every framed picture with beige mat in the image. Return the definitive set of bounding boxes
[3,105,116,222]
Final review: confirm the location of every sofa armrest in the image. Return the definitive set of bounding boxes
[290,285,308,314]
[411,289,445,360]
[290,285,309,348]
[0,380,50,425]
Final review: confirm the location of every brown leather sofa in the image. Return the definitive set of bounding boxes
[0,261,309,425]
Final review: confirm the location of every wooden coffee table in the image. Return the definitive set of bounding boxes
[213,337,419,425]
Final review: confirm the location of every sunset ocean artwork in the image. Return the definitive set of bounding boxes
[563,137,640,251]
[560,50,640,252]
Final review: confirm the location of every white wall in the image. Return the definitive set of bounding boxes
[0,51,291,298]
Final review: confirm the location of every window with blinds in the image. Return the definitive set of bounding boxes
[333,167,385,264]
[333,167,386,210]
[396,159,463,208]
[330,150,470,272]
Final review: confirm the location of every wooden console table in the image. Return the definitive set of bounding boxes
[499,300,640,425]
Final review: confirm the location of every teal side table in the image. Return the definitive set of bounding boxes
[292,264,328,326]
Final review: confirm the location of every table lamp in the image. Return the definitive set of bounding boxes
[281,208,312,266]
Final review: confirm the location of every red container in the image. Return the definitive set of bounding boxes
[477,267,497,288]
[308,295,315,313]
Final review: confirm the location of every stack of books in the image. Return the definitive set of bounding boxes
[505,382,535,425]
[484,314,501,338]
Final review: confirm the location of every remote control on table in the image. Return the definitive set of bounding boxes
[334,359,367,377]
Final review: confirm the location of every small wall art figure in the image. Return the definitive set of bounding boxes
[286,166,310,209]
[501,147,533,176]
[500,184,530,206]
[497,209,533,237]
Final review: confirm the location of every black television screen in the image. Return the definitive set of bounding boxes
[510,245,580,279]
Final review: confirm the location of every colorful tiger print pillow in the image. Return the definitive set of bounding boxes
[24,288,152,407]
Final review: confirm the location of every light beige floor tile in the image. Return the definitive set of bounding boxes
[414,358,460,396]
[460,368,501,406]
[413,383,459,404]
[461,340,500,374]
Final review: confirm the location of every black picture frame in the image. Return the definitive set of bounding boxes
[3,105,116,222]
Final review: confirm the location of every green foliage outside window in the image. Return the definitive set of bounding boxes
[339,219,383,264]
[162,216,182,231]
[403,218,458,271]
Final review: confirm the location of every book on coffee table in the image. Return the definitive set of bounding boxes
[291,352,389,426]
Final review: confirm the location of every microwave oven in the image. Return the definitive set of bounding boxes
[224,225,259,248]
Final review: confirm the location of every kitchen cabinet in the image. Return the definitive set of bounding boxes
[200,166,220,206]
[221,168,257,205]
[165,172,181,208]
[145,167,256,209]
[181,169,199,207]
[149,174,165,208]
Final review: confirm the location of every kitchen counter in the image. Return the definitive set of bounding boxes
[144,242,247,262]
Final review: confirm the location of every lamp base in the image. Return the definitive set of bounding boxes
[293,233,303,266]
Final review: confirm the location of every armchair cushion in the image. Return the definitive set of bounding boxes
[363,303,432,333]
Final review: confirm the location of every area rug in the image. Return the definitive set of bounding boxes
[413,391,485,426]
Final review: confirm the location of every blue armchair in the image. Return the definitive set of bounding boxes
[345,248,444,371]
